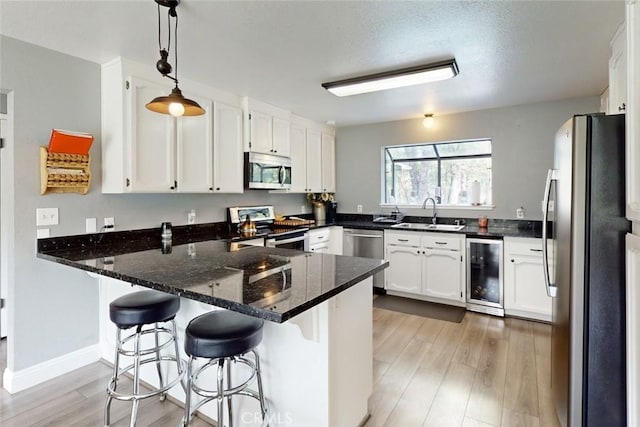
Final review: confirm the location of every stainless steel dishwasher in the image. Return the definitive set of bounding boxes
[343,229,385,289]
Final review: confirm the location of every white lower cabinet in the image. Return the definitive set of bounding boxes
[504,237,553,322]
[384,230,465,305]
[307,227,343,255]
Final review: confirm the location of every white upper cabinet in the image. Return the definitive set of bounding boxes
[286,116,335,194]
[248,110,273,154]
[212,102,244,193]
[128,77,176,192]
[306,129,323,193]
[321,132,336,193]
[176,97,213,193]
[101,57,243,194]
[272,117,291,157]
[243,97,291,157]
[289,122,308,193]
[609,22,627,114]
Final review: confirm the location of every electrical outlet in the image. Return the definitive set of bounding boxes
[36,228,50,239]
[104,217,115,231]
[357,205,363,213]
[516,207,525,219]
[188,209,196,225]
[300,205,306,214]
[36,208,59,226]
[86,218,97,233]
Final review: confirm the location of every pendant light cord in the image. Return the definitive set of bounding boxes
[173,11,178,86]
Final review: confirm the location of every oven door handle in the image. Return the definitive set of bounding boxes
[267,234,307,246]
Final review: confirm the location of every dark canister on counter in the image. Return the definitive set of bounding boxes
[327,202,338,223]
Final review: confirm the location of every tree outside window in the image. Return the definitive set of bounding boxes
[383,139,492,206]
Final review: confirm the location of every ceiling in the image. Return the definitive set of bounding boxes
[0,1,625,127]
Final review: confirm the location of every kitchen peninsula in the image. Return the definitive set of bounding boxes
[37,227,387,427]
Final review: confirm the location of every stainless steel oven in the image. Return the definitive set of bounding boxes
[265,230,308,251]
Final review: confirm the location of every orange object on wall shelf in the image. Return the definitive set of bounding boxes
[48,129,93,155]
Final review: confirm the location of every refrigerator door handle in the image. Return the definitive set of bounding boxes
[542,168,558,298]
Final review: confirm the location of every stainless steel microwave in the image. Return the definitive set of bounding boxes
[245,152,292,190]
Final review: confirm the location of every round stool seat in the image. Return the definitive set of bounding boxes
[185,310,264,359]
[109,290,180,329]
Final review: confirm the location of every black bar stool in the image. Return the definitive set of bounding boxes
[104,290,185,427]
[182,310,268,427]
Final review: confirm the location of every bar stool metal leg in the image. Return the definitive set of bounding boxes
[217,359,225,426]
[227,359,234,427]
[253,350,267,418]
[154,322,166,401]
[130,326,142,427]
[104,328,122,427]
[183,356,194,427]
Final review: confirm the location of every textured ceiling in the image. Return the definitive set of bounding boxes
[0,1,625,126]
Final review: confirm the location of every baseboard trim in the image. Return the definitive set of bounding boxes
[2,344,100,394]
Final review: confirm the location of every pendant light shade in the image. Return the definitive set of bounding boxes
[146,87,205,117]
[146,0,205,117]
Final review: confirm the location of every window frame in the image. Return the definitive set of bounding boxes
[381,138,494,209]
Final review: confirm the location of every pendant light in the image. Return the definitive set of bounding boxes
[146,0,205,117]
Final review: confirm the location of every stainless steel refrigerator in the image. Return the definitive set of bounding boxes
[542,114,629,427]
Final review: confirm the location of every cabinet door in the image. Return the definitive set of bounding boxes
[128,77,175,192]
[306,129,323,193]
[609,23,627,114]
[321,132,336,193]
[504,254,553,320]
[176,97,212,192]
[213,102,244,193]
[272,117,291,157]
[423,249,464,302]
[249,110,273,154]
[385,244,422,294]
[289,123,308,192]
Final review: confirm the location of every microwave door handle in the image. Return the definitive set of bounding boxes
[279,166,285,186]
[542,168,558,298]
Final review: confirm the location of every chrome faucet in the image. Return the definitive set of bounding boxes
[422,197,437,225]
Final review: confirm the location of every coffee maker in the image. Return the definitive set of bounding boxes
[326,202,338,223]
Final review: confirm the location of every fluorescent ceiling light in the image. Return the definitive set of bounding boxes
[322,59,459,97]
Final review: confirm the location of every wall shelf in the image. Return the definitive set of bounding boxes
[40,146,91,195]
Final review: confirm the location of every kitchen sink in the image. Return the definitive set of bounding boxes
[390,223,466,232]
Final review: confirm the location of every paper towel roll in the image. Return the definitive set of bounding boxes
[470,180,481,205]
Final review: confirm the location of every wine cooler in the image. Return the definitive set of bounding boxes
[466,238,504,316]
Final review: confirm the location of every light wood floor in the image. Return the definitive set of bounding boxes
[0,310,559,427]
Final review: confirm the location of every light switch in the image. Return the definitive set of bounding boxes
[86,218,97,233]
[36,208,59,226]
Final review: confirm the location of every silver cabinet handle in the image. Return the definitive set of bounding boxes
[530,248,543,252]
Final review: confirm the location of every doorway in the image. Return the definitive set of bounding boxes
[0,90,11,385]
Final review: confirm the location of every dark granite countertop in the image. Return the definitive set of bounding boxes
[310,214,544,239]
[37,231,387,323]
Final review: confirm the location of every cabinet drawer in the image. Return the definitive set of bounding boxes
[421,233,463,251]
[308,228,330,244]
[384,231,421,247]
[505,237,546,257]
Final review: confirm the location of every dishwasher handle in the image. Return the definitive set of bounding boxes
[346,234,383,238]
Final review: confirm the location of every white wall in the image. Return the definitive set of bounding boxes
[335,96,600,220]
[1,36,306,372]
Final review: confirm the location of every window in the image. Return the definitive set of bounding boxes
[383,139,492,206]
